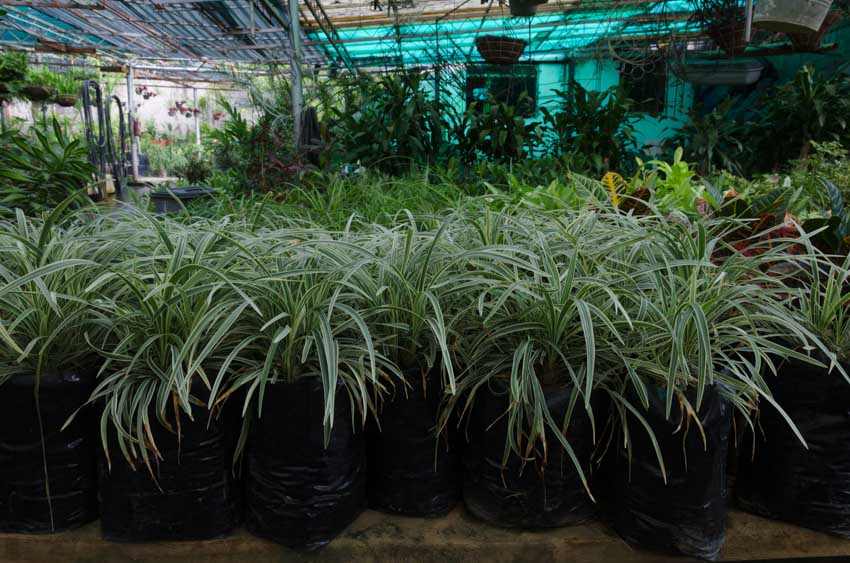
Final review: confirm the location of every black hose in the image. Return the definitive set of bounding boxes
[80,80,127,200]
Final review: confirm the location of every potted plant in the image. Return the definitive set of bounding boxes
[508,0,547,17]
[343,223,463,516]
[443,212,627,528]
[0,203,106,533]
[736,250,850,538]
[52,72,80,107]
[83,221,247,541]
[213,235,387,549]
[594,217,828,560]
[692,0,750,56]
[0,50,27,93]
[21,66,56,102]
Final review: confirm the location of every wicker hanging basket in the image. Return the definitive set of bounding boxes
[475,35,528,65]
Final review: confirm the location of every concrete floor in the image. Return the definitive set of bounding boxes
[1,507,849,563]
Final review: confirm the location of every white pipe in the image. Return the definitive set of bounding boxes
[193,87,201,146]
[126,62,140,180]
[745,0,754,43]
[289,0,303,150]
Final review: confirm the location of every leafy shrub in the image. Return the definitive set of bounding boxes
[0,118,94,217]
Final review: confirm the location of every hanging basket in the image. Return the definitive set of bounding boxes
[21,85,55,102]
[55,94,78,107]
[508,0,547,17]
[788,10,843,51]
[753,0,834,34]
[475,35,528,65]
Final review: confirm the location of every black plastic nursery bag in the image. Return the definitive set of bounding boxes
[0,371,98,533]
[463,380,596,528]
[98,393,241,542]
[597,383,732,561]
[367,366,461,516]
[246,378,366,549]
[737,357,850,537]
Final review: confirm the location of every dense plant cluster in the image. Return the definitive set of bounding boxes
[1,198,846,477]
[0,118,94,217]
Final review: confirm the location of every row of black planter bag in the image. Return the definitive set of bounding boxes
[2,359,849,560]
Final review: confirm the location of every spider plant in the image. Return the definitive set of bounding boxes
[444,210,641,495]
[0,202,111,384]
[597,216,845,474]
[790,250,850,365]
[208,224,393,446]
[81,216,256,471]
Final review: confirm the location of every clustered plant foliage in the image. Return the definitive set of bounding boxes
[0,192,846,483]
[0,118,94,218]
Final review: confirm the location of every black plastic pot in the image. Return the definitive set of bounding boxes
[246,378,366,549]
[597,383,732,561]
[150,186,216,214]
[463,379,595,528]
[367,366,461,516]
[98,389,241,542]
[0,370,98,533]
[737,356,850,538]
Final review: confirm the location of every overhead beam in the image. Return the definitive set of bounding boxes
[0,1,104,8]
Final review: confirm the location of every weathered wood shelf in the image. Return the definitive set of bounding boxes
[2,508,850,562]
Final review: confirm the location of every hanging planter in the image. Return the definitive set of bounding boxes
[788,10,843,51]
[213,111,223,120]
[463,380,595,528]
[678,60,764,85]
[475,35,528,65]
[508,0,547,17]
[0,371,98,533]
[168,107,177,117]
[706,18,749,56]
[55,94,78,108]
[21,85,55,102]
[754,0,834,34]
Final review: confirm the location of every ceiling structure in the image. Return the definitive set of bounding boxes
[0,1,732,77]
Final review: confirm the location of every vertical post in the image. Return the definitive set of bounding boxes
[289,0,303,151]
[744,0,754,43]
[126,61,140,180]
[193,87,201,145]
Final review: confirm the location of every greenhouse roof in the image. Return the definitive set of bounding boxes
[0,1,706,73]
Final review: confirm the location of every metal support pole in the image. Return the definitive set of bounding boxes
[288,0,303,151]
[126,62,140,180]
[193,87,201,145]
[744,0,754,43]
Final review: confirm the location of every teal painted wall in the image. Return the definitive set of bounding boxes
[437,56,694,157]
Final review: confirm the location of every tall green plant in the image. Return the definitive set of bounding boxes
[540,81,638,174]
